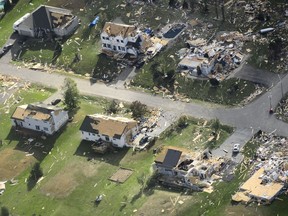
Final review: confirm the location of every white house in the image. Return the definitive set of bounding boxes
[13,5,79,38]
[178,55,215,76]
[11,102,68,135]
[100,22,143,57]
[80,114,138,148]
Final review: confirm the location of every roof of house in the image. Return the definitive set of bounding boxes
[178,56,208,69]
[102,22,137,38]
[155,146,198,168]
[16,5,74,30]
[80,114,137,138]
[11,102,63,121]
[240,167,284,201]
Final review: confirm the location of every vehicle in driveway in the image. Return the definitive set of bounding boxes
[0,43,13,58]
[232,143,240,153]
[51,98,61,105]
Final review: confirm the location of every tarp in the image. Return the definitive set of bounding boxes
[89,16,99,27]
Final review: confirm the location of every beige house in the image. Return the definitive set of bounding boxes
[80,114,138,148]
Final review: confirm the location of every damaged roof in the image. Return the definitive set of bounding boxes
[11,102,63,121]
[102,22,137,38]
[15,5,75,30]
[80,114,137,138]
[240,167,284,201]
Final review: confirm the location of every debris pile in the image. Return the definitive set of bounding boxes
[0,75,29,113]
[276,95,288,123]
[153,146,229,191]
[177,31,248,80]
[232,132,288,204]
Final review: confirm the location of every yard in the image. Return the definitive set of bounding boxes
[0,86,233,215]
[0,81,287,215]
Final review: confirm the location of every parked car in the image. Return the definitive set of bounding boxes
[232,143,240,153]
[51,98,61,105]
[0,43,13,58]
[135,60,145,69]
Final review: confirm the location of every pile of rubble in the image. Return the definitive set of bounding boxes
[232,132,288,204]
[0,75,29,113]
[276,95,288,123]
[153,146,230,192]
[177,31,249,80]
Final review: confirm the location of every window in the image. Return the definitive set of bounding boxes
[107,44,111,48]
[105,136,109,141]
[20,122,23,127]
[121,47,125,51]
[36,125,40,130]
[102,36,105,40]
[116,39,119,42]
[121,40,124,43]
[103,43,107,47]
[106,37,109,40]
[43,127,48,131]
[118,46,121,50]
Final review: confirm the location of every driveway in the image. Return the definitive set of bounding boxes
[231,64,283,87]
[211,128,254,163]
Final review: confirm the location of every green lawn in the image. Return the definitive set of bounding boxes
[177,77,257,106]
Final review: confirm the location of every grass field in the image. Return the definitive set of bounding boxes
[0,84,234,215]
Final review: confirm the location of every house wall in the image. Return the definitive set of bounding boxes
[11,110,68,135]
[80,131,125,147]
[81,126,138,148]
[51,110,68,131]
[53,16,79,37]
[11,117,53,135]
[100,31,141,56]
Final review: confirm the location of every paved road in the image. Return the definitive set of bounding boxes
[0,59,287,137]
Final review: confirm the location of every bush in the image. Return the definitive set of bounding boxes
[130,101,148,119]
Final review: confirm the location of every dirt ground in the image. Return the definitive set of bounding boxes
[0,148,36,181]
[137,190,194,216]
[40,160,98,198]
[109,168,133,183]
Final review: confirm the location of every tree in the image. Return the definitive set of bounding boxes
[182,0,189,9]
[106,99,119,114]
[169,0,176,7]
[1,207,9,216]
[220,0,225,21]
[209,78,220,87]
[62,78,80,112]
[130,101,147,119]
[29,162,43,181]
[211,118,220,132]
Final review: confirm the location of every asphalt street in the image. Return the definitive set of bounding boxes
[1,51,288,163]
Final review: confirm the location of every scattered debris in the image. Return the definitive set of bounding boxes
[232,132,288,205]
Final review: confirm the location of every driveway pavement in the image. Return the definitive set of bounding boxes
[211,128,254,163]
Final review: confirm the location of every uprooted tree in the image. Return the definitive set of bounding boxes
[62,78,80,112]
[130,101,148,119]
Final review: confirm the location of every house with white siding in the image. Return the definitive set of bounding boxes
[100,22,143,57]
[11,102,68,135]
[79,114,138,148]
[13,5,79,38]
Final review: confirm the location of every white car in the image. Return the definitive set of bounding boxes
[232,144,240,153]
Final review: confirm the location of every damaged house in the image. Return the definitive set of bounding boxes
[13,5,79,38]
[101,22,144,57]
[80,114,139,148]
[153,146,226,190]
[11,102,68,135]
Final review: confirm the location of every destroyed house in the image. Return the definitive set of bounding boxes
[80,114,138,148]
[13,5,79,38]
[153,147,226,189]
[101,22,143,57]
[11,102,68,135]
